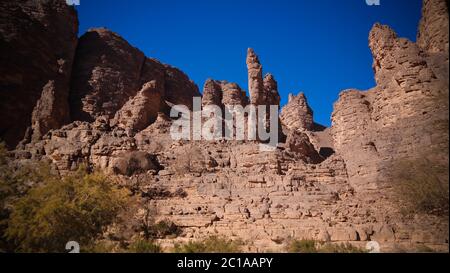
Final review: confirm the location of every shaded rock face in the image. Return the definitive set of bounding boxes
[280,92,314,132]
[0,0,78,148]
[163,65,201,110]
[246,48,265,105]
[111,80,163,133]
[263,74,280,107]
[69,28,201,122]
[202,79,248,107]
[246,48,281,108]
[202,79,223,106]
[331,4,449,192]
[69,28,146,122]
[417,0,449,54]
[3,0,449,253]
[111,151,162,176]
[285,130,323,164]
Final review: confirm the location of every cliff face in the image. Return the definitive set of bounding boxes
[331,1,449,192]
[0,0,78,148]
[1,0,448,252]
[70,28,201,123]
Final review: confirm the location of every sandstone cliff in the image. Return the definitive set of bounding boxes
[0,0,448,253]
[0,0,78,148]
[331,0,449,192]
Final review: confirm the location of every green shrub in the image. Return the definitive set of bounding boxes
[151,220,181,239]
[4,166,128,252]
[128,239,162,253]
[391,157,449,215]
[287,239,366,253]
[415,244,435,253]
[319,242,366,253]
[173,236,242,253]
[287,239,318,253]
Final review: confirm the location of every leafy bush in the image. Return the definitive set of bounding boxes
[151,219,181,239]
[319,242,366,253]
[287,239,318,253]
[173,236,242,253]
[4,166,128,252]
[391,157,449,215]
[287,239,366,253]
[128,239,162,253]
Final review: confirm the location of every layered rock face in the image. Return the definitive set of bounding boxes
[0,0,78,148]
[69,28,146,122]
[70,28,201,122]
[111,80,163,133]
[331,3,449,192]
[246,48,265,105]
[2,0,448,253]
[417,0,449,53]
[202,79,248,107]
[280,92,314,132]
[246,48,282,108]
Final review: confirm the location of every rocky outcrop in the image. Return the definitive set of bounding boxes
[69,28,146,122]
[70,28,200,123]
[222,82,249,106]
[111,80,163,133]
[202,79,223,106]
[4,0,449,253]
[246,48,281,108]
[111,151,161,176]
[0,0,78,148]
[163,65,201,110]
[331,3,449,192]
[202,79,248,107]
[280,92,314,132]
[263,74,281,107]
[31,78,71,142]
[417,0,449,53]
[246,48,265,105]
[285,130,323,164]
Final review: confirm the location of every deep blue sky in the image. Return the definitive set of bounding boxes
[76,0,423,126]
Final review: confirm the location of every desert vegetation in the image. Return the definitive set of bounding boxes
[173,236,243,253]
[286,239,366,253]
[391,156,449,216]
[0,143,129,252]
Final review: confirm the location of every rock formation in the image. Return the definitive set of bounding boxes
[417,0,449,53]
[69,28,146,122]
[331,4,449,192]
[0,0,78,148]
[263,73,281,108]
[1,0,448,253]
[280,92,314,132]
[246,48,265,105]
[69,27,201,123]
[202,79,248,107]
[112,80,163,133]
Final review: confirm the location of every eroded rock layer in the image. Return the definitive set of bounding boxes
[1,0,448,253]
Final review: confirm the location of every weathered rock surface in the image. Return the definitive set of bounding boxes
[70,28,200,123]
[246,48,265,105]
[3,0,449,253]
[280,92,314,132]
[285,130,323,164]
[263,73,281,107]
[331,6,449,192]
[417,0,449,54]
[202,79,248,107]
[69,28,146,122]
[202,79,223,107]
[112,80,163,133]
[0,0,78,148]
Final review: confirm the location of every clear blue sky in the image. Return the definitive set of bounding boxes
[76,0,423,126]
